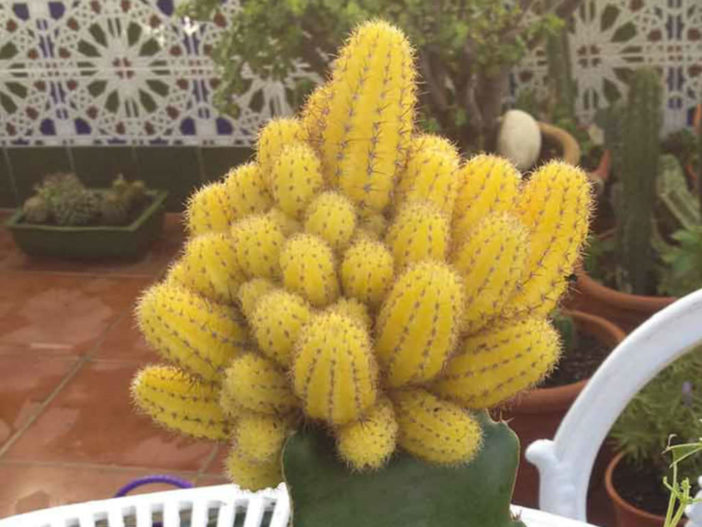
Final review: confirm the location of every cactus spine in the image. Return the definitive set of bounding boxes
[136,283,249,381]
[336,397,398,470]
[237,278,276,320]
[280,234,339,307]
[392,388,482,464]
[320,21,416,211]
[186,182,234,236]
[132,365,229,440]
[375,261,464,387]
[225,446,282,491]
[385,200,449,270]
[293,312,378,425]
[233,413,289,463]
[304,191,358,252]
[434,318,560,409]
[341,239,395,306]
[231,214,285,279]
[615,67,662,294]
[223,162,272,218]
[326,297,371,330]
[271,143,324,218]
[257,118,308,180]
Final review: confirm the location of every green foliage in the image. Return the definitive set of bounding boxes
[614,67,662,295]
[611,348,702,483]
[662,438,702,527]
[583,233,615,284]
[658,226,702,297]
[550,309,577,354]
[177,0,577,151]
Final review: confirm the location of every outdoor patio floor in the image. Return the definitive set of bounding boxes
[0,209,615,525]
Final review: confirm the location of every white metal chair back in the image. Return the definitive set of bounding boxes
[526,288,702,523]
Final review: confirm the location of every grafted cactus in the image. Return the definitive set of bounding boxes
[131,20,591,527]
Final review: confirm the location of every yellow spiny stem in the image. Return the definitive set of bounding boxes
[231,214,285,280]
[320,20,416,210]
[450,213,528,334]
[225,445,282,491]
[336,397,398,471]
[301,83,333,153]
[223,162,272,218]
[355,209,389,241]
[251,289,312,367]
[132,365,229,440]
[385,200,449,270]
[392,388,482,464]
[271,142,324,219]
[452,154,522,244]
[220,353,299,416]
[340,238,394,307]
[433,318,560,409]
[233,413,289,463]
[257,118,308,183]
[304,191,358,252]
[292,312,378,425]
[407,133,458,158]
[326,297,371,330]
[237,278,276,321]
[136,282,249,381]
[375,261,464,387]
[280,233,339,307]
[185,182,234,236]
[267,206,302,237]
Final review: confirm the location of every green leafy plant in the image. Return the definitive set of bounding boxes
[662,437,702,527]
[177,0,581,151]
[658,226,702,297]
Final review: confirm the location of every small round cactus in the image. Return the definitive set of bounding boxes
[131,20,592,491]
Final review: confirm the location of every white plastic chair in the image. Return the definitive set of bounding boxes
[526,288,702,524]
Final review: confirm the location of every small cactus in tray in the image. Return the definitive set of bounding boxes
[21,172,152,227]
[130,20,591,527]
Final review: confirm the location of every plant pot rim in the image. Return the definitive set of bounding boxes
[507,309,626,413]
[605,451,668,523]
[5,189,169,234]
[538,120,581,166]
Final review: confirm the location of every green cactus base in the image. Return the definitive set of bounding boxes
[283,411,525,527]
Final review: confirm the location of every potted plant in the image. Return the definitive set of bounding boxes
[177,0,582,158]
[606,349,702,527]
[5,173,168,260]
[503,309,626,507]
[129,21,592,525]
[568,67,702,331]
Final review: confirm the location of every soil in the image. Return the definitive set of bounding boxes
[541,333,610,388]
[612,456,670,517]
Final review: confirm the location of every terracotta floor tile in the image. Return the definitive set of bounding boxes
[0,213,184,277]
[0,356,78,448]
[92,312,157,363]
[0,274,153,356]
[5,361,216,471]
[0,462,198,519]
[202,444,230,476]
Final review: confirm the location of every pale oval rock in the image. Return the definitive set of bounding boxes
[496,109,542,171]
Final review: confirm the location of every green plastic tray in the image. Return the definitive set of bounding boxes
[5,190,169,260]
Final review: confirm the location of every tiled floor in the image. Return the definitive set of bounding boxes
[0,212,229,519]
[0,210,614,525]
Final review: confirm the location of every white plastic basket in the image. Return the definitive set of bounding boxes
[0,483,598,527]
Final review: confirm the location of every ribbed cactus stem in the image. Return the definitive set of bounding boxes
[136,283,249,381]
[271,143,324,219]
[225,446,282,491]
[385,200,449,270]
[233,413,289,463]
[257,118,308,182]
[341,239,395,307]
[132,365,229,440]
[237,278,276,320]
[320,21,416,211]
[185,182,234,236]
[293,312,379,425]
[231,214,285,280]
[375,261,464,387]
[280,233,339,307]
[304,191,358,252]
[223,162,272,218]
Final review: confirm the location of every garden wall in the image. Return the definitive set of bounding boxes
[1,0,700,210]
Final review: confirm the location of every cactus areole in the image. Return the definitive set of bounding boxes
[131,20,591,525]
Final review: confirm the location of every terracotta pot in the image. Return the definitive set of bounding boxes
[570,269,675,333]
[505,310,626,507]
[605,452,678,527]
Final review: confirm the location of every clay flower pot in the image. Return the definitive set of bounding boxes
[504,310,626,507]
[605,452,680,527]
[538,121,581,166]
[571,268,675,333]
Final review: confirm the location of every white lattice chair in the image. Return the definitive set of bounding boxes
[526,288,702,525]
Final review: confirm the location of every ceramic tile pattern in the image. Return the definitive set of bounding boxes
[0,210,615,525]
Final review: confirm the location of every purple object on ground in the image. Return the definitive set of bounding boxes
[114,475,194,497]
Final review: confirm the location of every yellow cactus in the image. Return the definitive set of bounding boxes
[293,312,378,425]
[271,143,324,218]
[451,213,529,334]
[237,278,275,320]
[257,118,308,180]
[355,209,388,241]
[452,154,522,244]
[433,318,560,409]
[336,397,398,471]
[233,413,288,463]
[505,161,592,318]
[392,388,482,464]
[385,201,449,269]
[185,182,234,236]
[231,214,285,279]
[251,289,312,367]
[223,162,272,218]
[340,239,394,306]
[136,282,249,381]
[173,232,245,304]
[301,83,333,151]
[220,353,299,416]
[376,261,464,387]
[408,133,458,158]
[320,20,416,210]
[132,365,229,440]
[304,191,357,252]
[267,206,301,236]
[280,234,339,307]
[225,446,282,491]
[326,297,371,330]
[396,143,460,216]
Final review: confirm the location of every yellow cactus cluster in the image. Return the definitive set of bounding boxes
[131,20,592,490]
